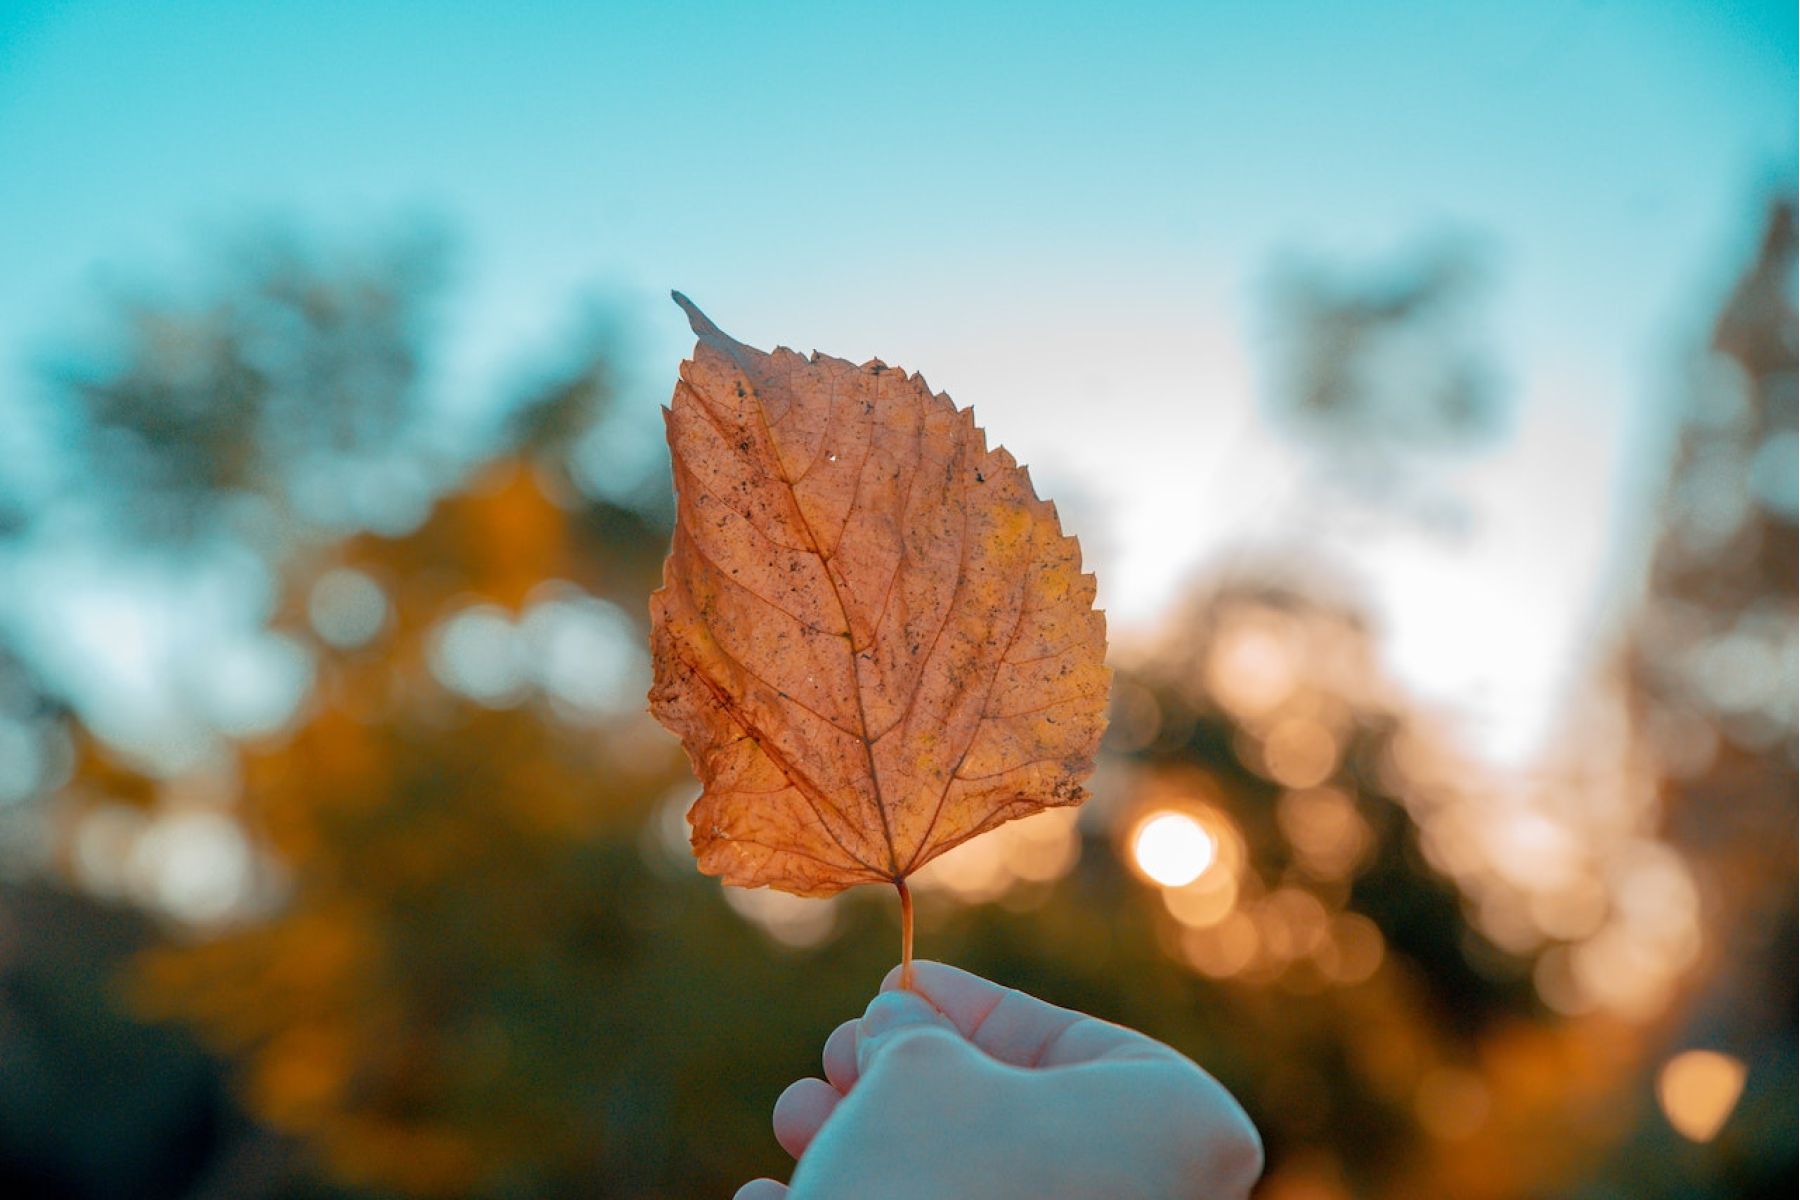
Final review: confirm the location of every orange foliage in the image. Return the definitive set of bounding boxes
[129,459,685,1196]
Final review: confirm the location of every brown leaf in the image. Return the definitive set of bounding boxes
[648,295,1110,898]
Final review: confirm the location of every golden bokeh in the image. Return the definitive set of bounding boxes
[1655,1050,1747,1143]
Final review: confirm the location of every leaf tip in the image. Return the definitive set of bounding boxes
[670,290,723,339]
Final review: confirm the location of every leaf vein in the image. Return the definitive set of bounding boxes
[673,650,879,874]
[952,753,1067,784]
[680,524,846,641]
[900,572,1032,871]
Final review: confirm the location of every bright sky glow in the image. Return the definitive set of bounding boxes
[0,0,1793,769]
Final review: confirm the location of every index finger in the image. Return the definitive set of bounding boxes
[879,960,1170,1069]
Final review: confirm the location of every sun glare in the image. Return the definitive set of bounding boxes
[1131,811,1218,888]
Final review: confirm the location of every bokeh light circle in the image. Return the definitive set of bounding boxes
[1131,811,1218,887]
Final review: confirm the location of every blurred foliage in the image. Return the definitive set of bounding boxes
[0,204,1793,1198]
[1264,238,1503,536]
[1098,579,1646,1199]
[1586,198,1797,1199]
[0,646,71,866]
[43,228,449,546]
[1269,238,1500,444]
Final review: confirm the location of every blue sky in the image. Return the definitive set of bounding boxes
[0,0,1793,765]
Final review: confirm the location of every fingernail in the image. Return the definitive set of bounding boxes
[856,991,951,1076]
[858,989,939,1039]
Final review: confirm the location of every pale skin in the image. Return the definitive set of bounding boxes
[734,961,1264,1200]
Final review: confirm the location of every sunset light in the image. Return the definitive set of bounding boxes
[1131,811,1218,888]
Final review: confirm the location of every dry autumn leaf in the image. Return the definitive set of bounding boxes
[648,294,1109,981]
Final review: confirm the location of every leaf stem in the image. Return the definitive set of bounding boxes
[895,877,915,991]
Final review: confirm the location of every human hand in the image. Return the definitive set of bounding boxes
[734,960,1262,1200]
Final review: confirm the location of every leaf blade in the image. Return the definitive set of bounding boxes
[649,298,1109,896]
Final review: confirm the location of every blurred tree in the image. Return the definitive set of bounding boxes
[6,207,1791,1200]
[1577,197,1797,1199]
[12,227,1554,1198]
[0,646,72,872]
[127,447,683,1194]
[1089,575,1640,1200]
[43,227,450,547]
[12,243,898,1196]
[1269,238,1502,448]
[1264,237,1504,536]
[0,448,82,885]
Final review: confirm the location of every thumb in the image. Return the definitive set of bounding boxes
[854,988,962,1077]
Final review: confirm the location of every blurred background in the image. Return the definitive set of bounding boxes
[0,2,1794,1197]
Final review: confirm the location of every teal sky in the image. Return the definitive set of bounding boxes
[0,0,1793,764]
